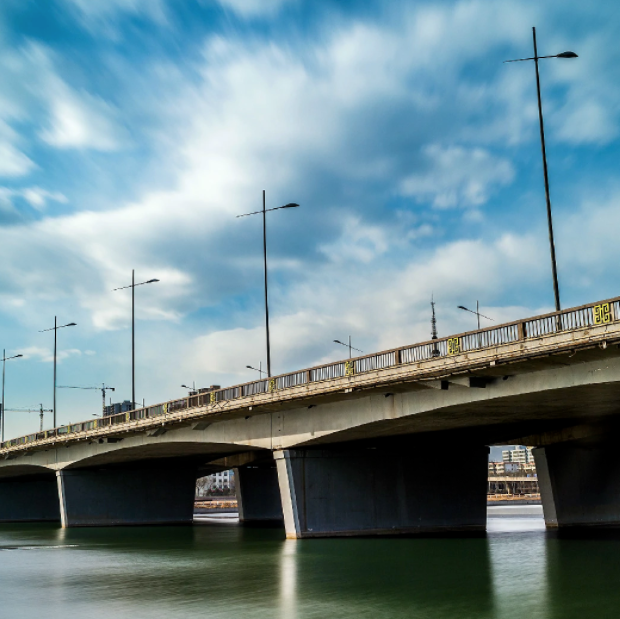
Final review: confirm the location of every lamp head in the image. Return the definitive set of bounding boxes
[282,203,299,209]
[457,306,467,311]
[556,51,578,58]
[67,323,77,327]
[146,279,160,284]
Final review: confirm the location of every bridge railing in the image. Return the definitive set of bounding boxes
[3,295,619,450]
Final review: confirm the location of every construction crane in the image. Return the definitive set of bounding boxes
[4,405,53,432]
[57,384,115,417]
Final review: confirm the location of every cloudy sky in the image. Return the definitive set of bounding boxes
[0,0,618,437]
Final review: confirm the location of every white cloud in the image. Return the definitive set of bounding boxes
[62,0,167,24]
[0,186,67,212]
[20,44,129,152]
[399,145,515,208]
[40,87,128,151]
[214,0,294,18]
[16,346,82,364]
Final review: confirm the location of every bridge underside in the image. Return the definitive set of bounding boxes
[1,348,620,532]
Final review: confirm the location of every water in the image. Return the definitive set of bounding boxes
[1,507,620,619]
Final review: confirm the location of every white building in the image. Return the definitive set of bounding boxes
[503,446,534,464]
[213,469,234,490]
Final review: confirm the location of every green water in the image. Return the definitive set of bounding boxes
[0,513,619,619]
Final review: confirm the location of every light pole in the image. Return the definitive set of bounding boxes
[39,317,76,429]
[458,302,494,348]
[181,382,196,393]
[237,191,300,377]
[1,351,23,442]
[334,337,363,359]
[505,28,578,312]
[114,271,159,410]
[246,363,266,377]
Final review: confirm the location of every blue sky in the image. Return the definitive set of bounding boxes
[0,0,619,437]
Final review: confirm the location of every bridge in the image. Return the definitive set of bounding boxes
[1,296,620,537]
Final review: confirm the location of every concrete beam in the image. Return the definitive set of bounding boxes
[56,463,197,527]
[0,475,59,523]
[274,444,488,538]
[235,464,283,525]
[534,440,620,529]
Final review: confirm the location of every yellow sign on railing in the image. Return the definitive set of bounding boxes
[210,392,216,404]
[345,361,355,376]
[593,303,612,325]
[448,337,460,356]
[269,379,277,393]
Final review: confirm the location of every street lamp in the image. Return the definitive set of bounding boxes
[246,363,266,377]
[237,191,300,377]
[333,337,363,359]
[457,302,494,332]
[1,351,23,442]
[181,382,196,393]
[113,271,160,410]
[40,318,76,429]
[505,28,578,312]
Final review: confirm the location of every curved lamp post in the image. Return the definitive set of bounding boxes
[505,28,578,312]
[1,351,23,442]
[114,271,159,410]
[237,192,300,377]
[39,318,76,429]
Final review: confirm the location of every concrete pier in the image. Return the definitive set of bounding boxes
[0,475,59,522]
[56,463,197,527]
[275,445,488,538]
[534,440,620,529]
[235,464,283,525]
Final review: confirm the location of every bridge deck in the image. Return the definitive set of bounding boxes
[2,295,620,456]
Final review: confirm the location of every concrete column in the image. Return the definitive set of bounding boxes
[274,445,488,539]
[0,475,60,522]
[235,464,283,525]
[56,463,197,527]
[534,440,620,529]
[532,446,557,527]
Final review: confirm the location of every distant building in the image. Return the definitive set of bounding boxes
[213,470,234,490]
[503,446,534,464]
[195,470,235,497]
[104,400,136,417]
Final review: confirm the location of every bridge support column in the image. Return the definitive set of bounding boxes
[274,446,488,539]
[234,464,283,525]
[534,441,620,529]
[0,476,60,522]
[56,464,197,527]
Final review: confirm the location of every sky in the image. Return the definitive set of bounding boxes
[0,0,619,438]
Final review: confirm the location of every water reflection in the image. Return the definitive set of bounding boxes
[545,531,620,619]
[280,540,297,619]
[0,512,617,619]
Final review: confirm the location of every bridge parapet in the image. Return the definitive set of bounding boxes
[2,295,620,455]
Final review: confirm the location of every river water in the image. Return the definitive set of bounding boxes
[1,506,619,619]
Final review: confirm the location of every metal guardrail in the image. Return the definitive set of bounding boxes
[2,296,619,450]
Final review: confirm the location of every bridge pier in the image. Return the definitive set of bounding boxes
[274,444,488,539]
[0,475,59,522]
[534,440,620,529]
[235,464,283,525]
[56,463,197,527]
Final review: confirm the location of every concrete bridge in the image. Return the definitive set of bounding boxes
[2,296,620,537]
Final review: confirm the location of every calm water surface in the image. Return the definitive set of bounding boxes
[1,507,619,619]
